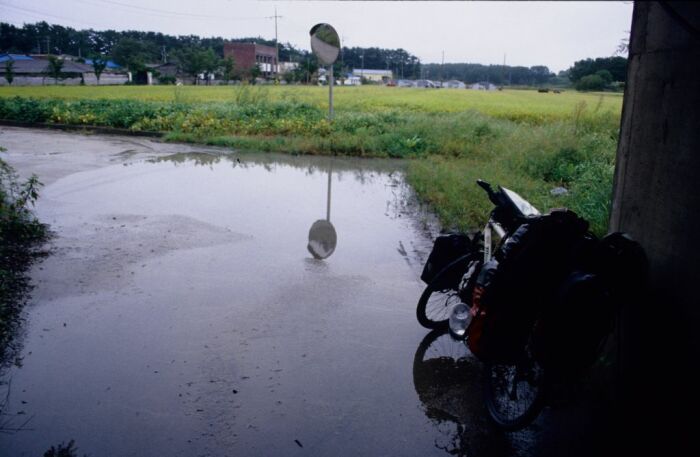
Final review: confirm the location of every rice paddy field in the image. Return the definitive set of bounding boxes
[0,85,622,121]
[0,85,624,235]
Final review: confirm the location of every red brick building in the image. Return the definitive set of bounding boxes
[223,42,277,78]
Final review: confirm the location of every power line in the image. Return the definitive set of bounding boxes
[85,0,268,22]
[0,2,98,28]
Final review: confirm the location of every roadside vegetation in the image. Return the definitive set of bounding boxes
[0,85,621,236]
[0,150,48,364]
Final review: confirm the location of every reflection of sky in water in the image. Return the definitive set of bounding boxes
[1,148,456,457]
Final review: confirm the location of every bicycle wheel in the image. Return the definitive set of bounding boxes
[482,341,547,431]
[416,254,474,330]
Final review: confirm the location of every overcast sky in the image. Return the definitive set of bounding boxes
[1,1,633,72]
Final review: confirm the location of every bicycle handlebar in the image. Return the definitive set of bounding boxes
[476,179,502,206]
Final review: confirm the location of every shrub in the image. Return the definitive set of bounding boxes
[576,74,605,92]
[1,155,48,362]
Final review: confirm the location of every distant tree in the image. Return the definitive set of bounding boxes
[46,55,64,85]
[568,56,627,83]
[249,64,262,84]
[595,69,613,85]
[112,38,156,73]
[176,47,214,85]
[529,65,554,85]
[201,48,220,85]
[575,74,605,92]
[90,54,107,84]
[292,59,318,84]
[282,70,295,84]
[4,60,14,85]
[221,57,235,84]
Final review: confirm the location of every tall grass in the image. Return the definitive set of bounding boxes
[0,153,48,363]
[406,102,619,236]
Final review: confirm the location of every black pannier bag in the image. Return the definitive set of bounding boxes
[533,271,613,378]
[421,233,475,288]
[467,209,590,364]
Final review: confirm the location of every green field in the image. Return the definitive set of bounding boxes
[0,85,623,235]
[0,85,622,123]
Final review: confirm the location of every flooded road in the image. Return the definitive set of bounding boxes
[0,127,582,456]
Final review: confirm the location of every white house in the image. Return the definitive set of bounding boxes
[352,69,393,82]
[470,82,498,91]
[415,79,438,88]
[344,75,362,86]
[444,80,466,89]
[279,62,299,74]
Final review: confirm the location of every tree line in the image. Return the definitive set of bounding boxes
[422,55,626,89]
[1,21,627,88]
[421,62,555,85]
[0,21,422,83]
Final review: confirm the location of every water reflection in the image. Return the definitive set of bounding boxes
[146,152,424,262]
[307,165,337,259]
[413,330,521,456]
[147,150,405,177]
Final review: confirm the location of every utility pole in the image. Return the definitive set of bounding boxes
[266,7,283,78]
[361,52,364,80]
[441,50,445,83]
[45,36,50,55]
[161,46,167,64]
[502,53,506,87]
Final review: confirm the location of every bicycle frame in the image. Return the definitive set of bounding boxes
[483,218,506,262]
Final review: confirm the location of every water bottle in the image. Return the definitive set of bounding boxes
[449,302,471,339]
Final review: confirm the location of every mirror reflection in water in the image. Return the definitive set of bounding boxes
[308,166,337,259]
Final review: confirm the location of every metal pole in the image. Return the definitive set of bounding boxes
[274,7,279,78]
[326,167,332,221]
[329,65,334,121]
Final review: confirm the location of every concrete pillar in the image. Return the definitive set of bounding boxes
[610,2,699,453]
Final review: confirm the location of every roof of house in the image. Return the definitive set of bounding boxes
[84,58,122,70]
[352,69,392,76]
[0,54,34,62]
[1,54,93,74]
[225,42,276,55]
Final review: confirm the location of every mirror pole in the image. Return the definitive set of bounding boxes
[329,65,334,121]
[326,166,332,221]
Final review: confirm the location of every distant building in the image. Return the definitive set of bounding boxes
[0,54,127,85]
[344,74,361,86]
[279,61,299,74]
[352,69,393,83]
[415,79,438,88]
[223,42,278,77]
[83,58,122,70]
[317,69,340,85]
[444,80,466,89]
[469,82,498,91]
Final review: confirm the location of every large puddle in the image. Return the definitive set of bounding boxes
[0,128,556,456]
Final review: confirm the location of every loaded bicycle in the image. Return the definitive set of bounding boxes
[416,180,646,430]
